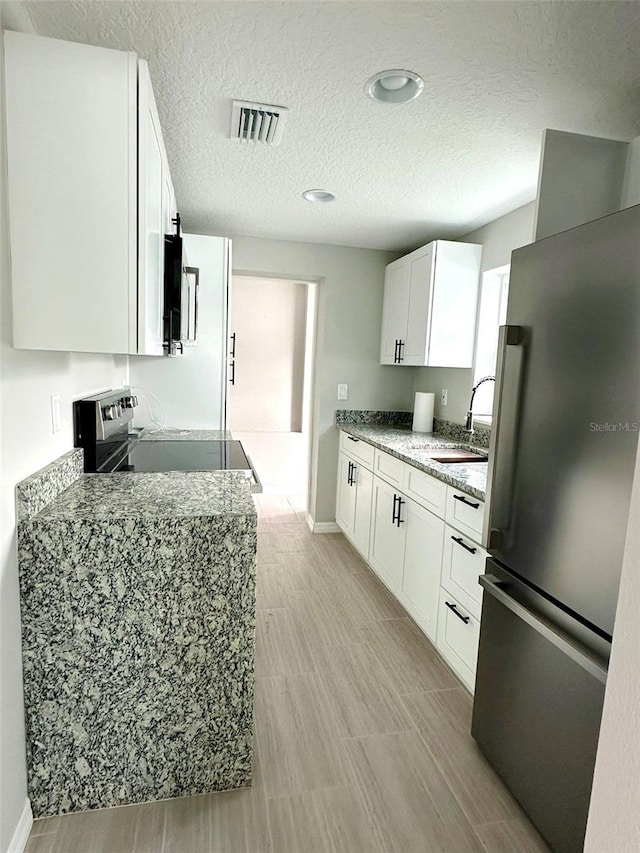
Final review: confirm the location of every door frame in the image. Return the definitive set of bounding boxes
[227,269,321,510]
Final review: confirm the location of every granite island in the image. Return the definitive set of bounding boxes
[17,450,257,818]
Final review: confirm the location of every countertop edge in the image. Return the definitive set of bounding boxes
[25,470,257,523]
[339,424,487,502]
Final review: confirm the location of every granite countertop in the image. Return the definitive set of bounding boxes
[31,470,255,522]
[139,429,232,441]
[339,423,488,501]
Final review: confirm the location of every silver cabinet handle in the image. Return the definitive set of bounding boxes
[478,574,607,683]
[482,325,523,550]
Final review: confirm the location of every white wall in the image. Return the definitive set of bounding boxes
[414,202,536,423]
[130,234,227,430]
[229,276,307,432]
[232,237,416,524]
[0,10,128,849]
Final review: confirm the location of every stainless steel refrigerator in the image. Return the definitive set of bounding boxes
[472,205,640,853]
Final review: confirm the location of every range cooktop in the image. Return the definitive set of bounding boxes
[127,440,251,473]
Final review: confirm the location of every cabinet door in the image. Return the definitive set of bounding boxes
[163,162,178,235]
[137,60,165,356]
[402,499,445,642]
[352,463,374,560]
[5,32,137,354]
[441,525,486,620]
[445,487,485,542]
[380,261,411,364]
[369,477,406,593]
[403,248,434,365]
[336,453,357,537]
[437,589,480,692]
[427,241,482,367]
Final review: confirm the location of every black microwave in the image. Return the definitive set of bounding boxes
[163,213,199,356]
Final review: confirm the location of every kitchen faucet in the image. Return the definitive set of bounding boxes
[465,375,496,433]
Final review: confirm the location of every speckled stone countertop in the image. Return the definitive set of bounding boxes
[35,470,254,521]
[17,452,257,818]
[339,423,488,502]
[139,429,232,441]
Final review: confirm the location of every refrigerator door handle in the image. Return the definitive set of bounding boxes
[478,574,608,683]
[482,324,523,550]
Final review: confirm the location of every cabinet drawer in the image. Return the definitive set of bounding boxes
[339,431,374,469]
[436,589,480,693]
[441,525,487,620]
[373,449,405,488]
[403,466,447,517]
[445,486,485,542]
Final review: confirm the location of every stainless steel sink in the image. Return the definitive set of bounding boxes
[410,445,488,463]
[410,443,459,450]
[429,452,488,464]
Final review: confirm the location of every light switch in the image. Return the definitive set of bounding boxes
[50,394,62,433]
[337,384,348,401]
[441,388,448,406]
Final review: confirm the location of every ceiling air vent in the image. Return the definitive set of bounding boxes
[230,100,289,146]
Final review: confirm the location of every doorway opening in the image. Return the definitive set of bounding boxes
[227,274,317,503]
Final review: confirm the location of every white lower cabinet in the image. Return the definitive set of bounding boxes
[336,433,486,693]
[369,476,406,593]
[441,524,487,620]
[445,486,485,542]
[436,590,480,692]
[401,501,444,642]
[336,452,374,560]
[373,448,406,489]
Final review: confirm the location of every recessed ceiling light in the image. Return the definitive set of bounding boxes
[365,69,424,104]
[302,189,335,203]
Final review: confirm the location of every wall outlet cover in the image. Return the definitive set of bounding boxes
[337,383,348,401]
[441,388,448,406]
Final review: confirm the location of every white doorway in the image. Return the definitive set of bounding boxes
[228,275,316,499]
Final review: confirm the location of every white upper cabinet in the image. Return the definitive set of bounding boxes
[138,60,168,357]
[4,32,176,356]
[380,240,482,367]
[379,262,411,363]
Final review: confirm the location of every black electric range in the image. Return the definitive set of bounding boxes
[73,389,260,490]
[124,439,251,473]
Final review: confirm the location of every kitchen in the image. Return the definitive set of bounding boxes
[2,2,640,853]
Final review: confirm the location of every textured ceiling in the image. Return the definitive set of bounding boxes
[14,1,640,251]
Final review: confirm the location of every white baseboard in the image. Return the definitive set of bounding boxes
[306,515,341,534]
[7,799,33,853]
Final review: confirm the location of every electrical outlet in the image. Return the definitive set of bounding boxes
[337,383,348,401]
[50,394,62,433]
[441,388,448,406]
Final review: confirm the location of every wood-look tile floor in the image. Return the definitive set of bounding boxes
[27,494,549,853]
